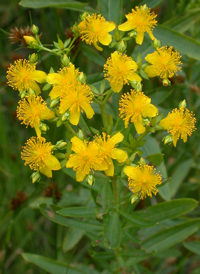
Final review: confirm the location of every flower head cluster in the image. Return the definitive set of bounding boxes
[104,51,141,93]
[124,164,162,199]
[46,63,80,100]
[7,59,46,94]
[59,81,94,125]
[145,46,182,79]
[159,107,196,147]
[66,137,109,182]
[119,90,158,134]
[21,137,61,178]
[78,13,115,51]
[118,5,157,45]
[17,95,55,137]
[95,132,128,176]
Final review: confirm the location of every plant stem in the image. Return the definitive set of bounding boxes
[64,122,76,136]
[111,177,118,206]
[100,103,108,130]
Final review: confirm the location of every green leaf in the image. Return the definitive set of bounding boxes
[81,45,106,66]
[19,0,96,12]
[169,159,193,198]
[39,204,103,232]
[123,231,141,243]
[63,228,85,252]
[142,220,200,253]
[140,0,165,8]
[146,153,163,167]
[154,25,200,61]
[142,136,170,201]
[151,87,174,105]
[183,241,200,256]
[117,210,156,227]
[104,212,121,249]
[22,253,85,274]
[95,182,110,219]
[57,207,96,218]
[98,0,123,24]
[134,198,198,222]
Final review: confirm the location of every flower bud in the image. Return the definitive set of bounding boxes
[61,54,70,66]
[39,123,49,132]
[31,171,41,183]
[28,88,36,96]
[130,194,139,204]
[128,30,137,38]
[179,99,187,109]
[57,35,64,49]
[117,40,127,53]
[162,78,171,86]
[80,12,90,21]
[61,112,70,122]
[162,135,173,145]
[77,72,86,84]
[32,24,39,35]
[29,53,38,63]
[86,174,95,186]
[19,90,27,99]
[139,157,146,165]
[77,129,84,140]
[152,38,161,48]
[142,118,150,127]
[50,98,60,108]
[23,36,38,47]
[55,140,68,150]
[114,29,120,41]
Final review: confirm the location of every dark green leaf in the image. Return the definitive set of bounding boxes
[117,210,156,227]
[146,153,163,167]
[95,182,110,219]
[183,241,200,256]
[142,220,200,253]
[104,212,121,249]
[140,0,165,8]
[22,253,85,274]
[81,45,106,66]
[63,228,85,252]
[57,207,96,218]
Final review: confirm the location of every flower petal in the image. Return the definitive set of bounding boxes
[105,159,114,176]
[104,21,116,32]
[118,21,133,31]
[136,31,144,45]
[41,109,55,120]
[30,82,41,95]
[110,82,123,93]
[43,155,61,170]
[110,132,124,145]
[69,111,80,125]
[46,73,63,85]
[110,148,128,162]
[31,70,47,83]
[143,104,158,117]
[134,119,146,134]
[145,66,158,78]
[76,170,86,182]
[123,166,135,177]
[70,137,86,154]
[128,72,142,82]
[99,33,112,46]
[40,166,52,178]
[147,30,155,41]
[145,53,154,64]
[84,104,95,119]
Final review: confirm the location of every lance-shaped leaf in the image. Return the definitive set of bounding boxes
[104,212,121,249]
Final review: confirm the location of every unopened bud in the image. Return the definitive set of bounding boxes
[31,171,41,183]
[50,98,60,108]
[19,90,27,99]
[55,140,68,150]
[77,72,86,84]
[28,88,36,96]
[23,36,38,47]
[152,38,161,48]
[128,30,137,38]
[141,4,148,11]
[77,129,84,140]
[130,194,139,204]
[117,40,127,53]
[114,29,120,42]
[142,118,150,127]
[39,123,49,132]
[162,135,173,145]
[57,35,64,50]
[61,54,69,66]
[162,78,171,86]
[32,24,39,35]
[61,112,70,122]
[179,99,187,109]
[139,158,146,165]
[29,53,38,63]
[86,174,95,186]
[80,12,89,21]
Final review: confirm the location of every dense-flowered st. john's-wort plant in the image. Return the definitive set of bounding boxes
[6,3,199,274]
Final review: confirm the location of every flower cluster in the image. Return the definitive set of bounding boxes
[6,5,196,200]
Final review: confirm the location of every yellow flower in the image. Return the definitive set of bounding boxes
[17,95,55,137]
[78,13,115,51]
[118,5,157,45]
[124,164,162,199]
[46,63,79,100]
[104,51,142,93]
[7,59,46,94]
[66,137,108,182]
[21,137,61,178]
[95,132,128,176]
[119,90,158,134]
[145,46,182,79]
[59,81,94,125]
[159,107,196,147]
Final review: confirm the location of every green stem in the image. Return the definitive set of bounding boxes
[111,177,118,206]
[136,128,150,142]
[100,103,108,130]
[103,90,113,104]
[2,218,14,274]
[64,122,76,136]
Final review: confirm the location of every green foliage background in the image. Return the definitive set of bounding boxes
[0,0,200,273]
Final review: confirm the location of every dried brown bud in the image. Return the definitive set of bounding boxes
[10,191,28,211]
[43,183,62,201]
